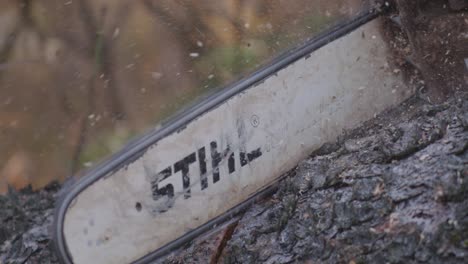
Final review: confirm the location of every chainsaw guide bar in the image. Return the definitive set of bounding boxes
[53,7,413,264]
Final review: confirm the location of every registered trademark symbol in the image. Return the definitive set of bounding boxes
[251,115,260,127]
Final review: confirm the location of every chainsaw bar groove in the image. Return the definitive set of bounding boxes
[52,7,409,264]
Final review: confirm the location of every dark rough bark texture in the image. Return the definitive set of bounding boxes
[1,2,467,264]
[166,93,468,264]
[395,0,468,103]
[448,0,468,11]
[0,183,59,264]
[3,93,468,264]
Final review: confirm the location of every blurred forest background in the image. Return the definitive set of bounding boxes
[0,0,366,193]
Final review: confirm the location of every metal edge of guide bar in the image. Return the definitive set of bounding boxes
[53,7,388,264]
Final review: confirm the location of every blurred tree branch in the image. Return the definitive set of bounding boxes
[142,0,213,50]
[69,0,134,173]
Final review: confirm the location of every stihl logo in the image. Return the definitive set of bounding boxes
[150,141,262,210]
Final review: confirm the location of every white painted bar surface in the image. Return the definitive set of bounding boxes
[63,19,412,264]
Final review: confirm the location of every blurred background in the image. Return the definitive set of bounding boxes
[0,0,367,193]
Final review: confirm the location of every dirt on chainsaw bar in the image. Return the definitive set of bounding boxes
[0,2,467,264]
[2,93,468,264]
[162,92,468,264]
[163,3,468,262]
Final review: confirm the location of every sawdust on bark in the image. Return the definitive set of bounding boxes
[394,0,467,103]
[0,2,467,264]
[164,92,468,264]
